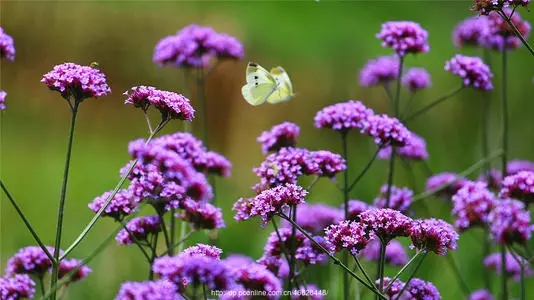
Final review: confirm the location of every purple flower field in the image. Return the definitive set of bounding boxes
[1,1,534,300]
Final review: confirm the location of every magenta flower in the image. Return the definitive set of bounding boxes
[115,279,179,300]
[230,263,282,300]
[426,172,469,199]
[0,90,6,111]
[324,220,372,254]
[361,114,412,147]
[402,68,432,92]
[204,33,245,60]
[409,218,459,255]
[257,122,300,154]
[452,16,491,48]
[470,289,494,300]
[309,150,346,178]
[124,86,195,121]
[507,159,534,174]
[88,188,138,220]
[0,27,15,61]
[452,181,496,232]
[0,274,35,300]
[342,199,371,220]
[361,239,409,266]
[314,100,374,132]
[378,133,429,161]
[41,62,111,101]
[472,0,530,16]
[280,203,343,234]
[359,56,400,87]
[402,278,441,300]
[481,9,531,51]
[58,259,92,283]
[380,277,405,298]
[499,171,534,205]
[484,252,533,281]
[444,54,493,90]
[179,244,222,260]
[488,198,533,245]
[5,246,60,276]
[179,200,225,230]
[373,185,413,213]
[223,254,255,268]
[115,215,162,246]
[376,21,430,56]
[359,208,413,242]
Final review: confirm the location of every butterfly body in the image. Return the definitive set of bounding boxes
[241,62,294,106]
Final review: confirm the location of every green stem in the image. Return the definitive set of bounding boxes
[445,253,471,297]
[411,149,503,204]
[403,86,464,123]
[350,253,375,286]
[50,103,79,299]
[500,45,509,300]
[60,131,159,260]
[498,10,534,57]
[393,252,427,300]
[149,233,158,280]
[394,56,404,117]
[500,245,509,300]
[384,251,425,292]
[483,227,492,290]
[0,180,54,262]
[159,230,194,256]
[196,67,208,149]
[271,218,298,291]
[376,239,388,296]
[119,219,151,263]
[508,247,526,300]
[289,206,298,291]
[341,131,350,300]
[384,149,396,208]
[348,146,383,193]
[183,69,192,133]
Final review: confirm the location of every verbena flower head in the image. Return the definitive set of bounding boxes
[180,244,222,260]
[361,239,409,266]
[152,255,235,290]
[444,54,493,90]
[470,289,494,300]
[0,27,15,61]
[361,114,412,147]
[309,150,347,178]
[499,171,534,205]
[359,208,413,243]
[257,122,300,154]
[426,172,469,199]
[472,0,530,16]
[487,198,533,245]
[281,203,343,234]
[88,188,138,221]
[314,100,374,132]
[230,263,281,299]
[291,284,325,300]
[376,21,430,56]
[115,279,179,300]
[402,278,441,300]
[402,68,432,92]
[452,16,491,48]
[343,199,371,220]
[324,220,372,254]
[41,62,111,101]
[0,90,6,111]
[5,246,60,276]
[359,56,400,87]
[115,215,162,246]
[380,277,405,298]
[481,9,531,51]
[452,181,496,232]
[409,218,459,255]
[153,24,243,68]
[237,184,308,225]
[373,185,413,212]
[124,86,195,121]
[378,133,429,161]
[58,259,92,283]
[0,274,35,300]
[179,200,225,230]
[484,252,533,281]
[223,254,254,269]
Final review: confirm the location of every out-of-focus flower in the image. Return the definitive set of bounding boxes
[257,122,300,154]
[452,181,496,232]
[378,133,429,161]
[115,215,161,245]
[445,54,493,90]
[359,56,400,87]
[361,239,409,266]
[401,68,432,92]
[0,274,35,300]
[499,171,534,205]
[0,27,15,61]
[484,252,533,281]
[376,21,430,56]
[0,90,6,111]
[481,9,531,51]
[452,16,491,48]
[487,198,533,245]
[115,279,180,300]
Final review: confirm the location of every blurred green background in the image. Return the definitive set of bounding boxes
[1,0,534,299]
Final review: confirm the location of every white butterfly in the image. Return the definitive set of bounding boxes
[241,62,294,106]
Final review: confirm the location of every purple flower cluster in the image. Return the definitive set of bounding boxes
[41,62,111,101]
[314,100,374,131]
[409,218,459,255]
[359,208,413,242]
[482,9,531,51]
[115,279,180,300]
[484,252,533,281]
[487,198,533,245]
[452,181,496,232]
[153,24,244,69]
[378,277,441,300]
[499,171,534,205]
[470,289,494,300]
[445,54,493,90]
[230,263,282,299]
[58,259,92,283]
[378,133,429,161]
[180,244,222,259]
[5,246,58,276]
[361,239,409,266]
[376,21,430,56]
[343,199,370,220]
[233,184,308,225]
[281,203,343,234]
[359,56,400,87]
[361,114,412,147]
[0,90,6,111]
[401,68,432,92]
[252,147,345,191]
[453,16,491,48]
[179,199,225,230]
[373,184,413,212]
[426,172,469,199]
[472,0,530,16]
[0,274,35,300]
[0,27,15,61]
[325,220,371,254]
[257,122,300,154]
[88,188,138,220]
[115,215,162,245]
[124,86,195,121]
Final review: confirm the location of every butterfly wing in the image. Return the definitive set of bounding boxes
[241,62,277,106]
[266,66,294,104]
